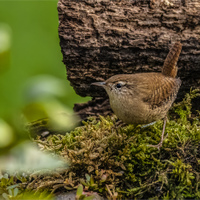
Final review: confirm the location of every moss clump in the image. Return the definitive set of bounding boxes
[1,89,200,199]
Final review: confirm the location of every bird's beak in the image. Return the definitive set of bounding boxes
[91,82,106,87]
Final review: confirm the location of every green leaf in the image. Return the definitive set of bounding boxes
[7,184,19,190]
[2,193,9,200]
[85,174,90,183]
[8,189,12,196]
[13,188,19,197]
[76,184,83,197]
[83,195,95,200]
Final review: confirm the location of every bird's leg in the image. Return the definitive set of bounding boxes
[148,116,168,150]
[141,121,156,128]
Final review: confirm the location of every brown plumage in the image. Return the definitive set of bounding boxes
[162,42,182,78]
[92,42,182,149]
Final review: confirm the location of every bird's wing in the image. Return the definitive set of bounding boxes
[140,74,181,109]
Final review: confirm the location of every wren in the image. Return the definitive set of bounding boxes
[92,42,182,149]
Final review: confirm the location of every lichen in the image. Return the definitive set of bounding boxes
[1,89,200,199]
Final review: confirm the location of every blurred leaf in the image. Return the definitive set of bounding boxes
[22,75,80,131]
[14,191,53,200]
[84,195,95,200]
[0,23,11,73]
[23,75,68,102]
[76,184,83,198]
[0,119,14,148]
[8,189,12,196]
[6,184,20,190]
[2,193,9,200]
[0,141,69,173]
[22,102,48,122]
[13,188,19,197]
[23,99,79,132]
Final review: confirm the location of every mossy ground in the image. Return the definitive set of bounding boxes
[1,89,200,199]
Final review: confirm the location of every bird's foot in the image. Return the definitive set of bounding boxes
[147,133,168,150]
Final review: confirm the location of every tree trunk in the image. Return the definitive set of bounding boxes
[58,0,200,120]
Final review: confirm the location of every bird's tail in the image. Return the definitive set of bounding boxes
[162,42,182,78]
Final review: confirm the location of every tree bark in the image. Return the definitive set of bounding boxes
[58,0,200,119]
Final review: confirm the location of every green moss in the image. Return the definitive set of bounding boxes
[1,89,200,199]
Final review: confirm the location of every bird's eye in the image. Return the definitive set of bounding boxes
[115,83,122,89]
